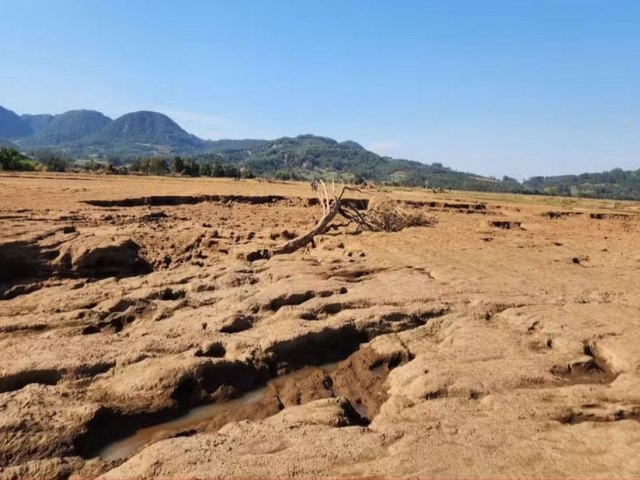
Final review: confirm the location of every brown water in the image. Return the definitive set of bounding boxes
[99,363,338,461]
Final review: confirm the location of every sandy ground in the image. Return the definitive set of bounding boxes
[1,172,640,479]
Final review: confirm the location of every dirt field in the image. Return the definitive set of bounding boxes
[1,172,640,479]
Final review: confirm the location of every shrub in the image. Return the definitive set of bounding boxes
[0,148,37,171]
[35,151,70,172]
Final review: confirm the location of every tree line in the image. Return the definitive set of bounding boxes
[2,147,639,201]
[0,148,255,179]
[128,156,253,178]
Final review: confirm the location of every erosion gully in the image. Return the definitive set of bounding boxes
[83,313,440,463]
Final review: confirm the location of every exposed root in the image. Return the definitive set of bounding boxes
[271,183,436,256]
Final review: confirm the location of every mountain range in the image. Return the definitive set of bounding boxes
[1,104,639,199]
[0,104,475,186]
[0,105,220,156]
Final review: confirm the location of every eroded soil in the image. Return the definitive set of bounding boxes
[1,173,640,478]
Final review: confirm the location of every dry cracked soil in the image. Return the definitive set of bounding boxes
[1,173,640,478]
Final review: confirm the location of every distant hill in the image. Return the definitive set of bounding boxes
[1,107,211,156]
[239,134,421,180]
[87,111,205,156]
[196,134,506,188]
[0,138,18,149]
[203,139,267,153]
[22,110,112,148]
[21,114,55,133]
[339,140,365,150]
[0,106,32,138]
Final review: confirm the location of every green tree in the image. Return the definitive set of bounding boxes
[212,163,224,177]
[149,157,169,175]
[199,162,212,176]
[183,158,200,176]
[0,148,36,171]
[83,159,101,172]
[171,156,185,174]
[223,164,240,178]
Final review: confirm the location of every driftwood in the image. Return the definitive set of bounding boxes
[270,181,435,257]
[272,181,345,255]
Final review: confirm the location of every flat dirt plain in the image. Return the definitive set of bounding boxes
[1,173,640,479]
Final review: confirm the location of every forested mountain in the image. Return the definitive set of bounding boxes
[0,106,32,138]
[194,134,522,189]
[0,107,211,156]
[20,113,55,133]
[203,139,267,152]
[85,111,205,155]
[23,110,112,147]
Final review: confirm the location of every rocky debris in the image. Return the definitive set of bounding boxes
[489,220,522,229]
[543,211,584,219]
[0,456,112,480]
[590,212,632,220]
[140,211,168,221]
[0,369,63,393]
[195,342,226,358]
[267,229,298,241]
[0,241,45,283]
[219,313,254,333]
[0,282,43,300]
[87,356,209,413]
[571,255,589,265]
[0,384,102,466]
[54,235,151,277]
[245,249,271,262]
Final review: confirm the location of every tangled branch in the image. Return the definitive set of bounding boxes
[341,194,435,232]
[271,181,435,256]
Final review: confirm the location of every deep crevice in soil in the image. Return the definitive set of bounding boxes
[74,313,440,462]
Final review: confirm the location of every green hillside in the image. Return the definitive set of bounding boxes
[20,114,55,133]
[0,106,32,138]
[195,134,510,188]
[87,111,205,155]
[21,110,112,147]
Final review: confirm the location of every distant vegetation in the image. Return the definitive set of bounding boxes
[128,156,247,178]
[0,148,37,171]
[522,170,640,200]
[3,145,639,200]
[1,103,639,200]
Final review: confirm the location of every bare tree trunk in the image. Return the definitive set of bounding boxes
[269,183,432,258]
[271,199,341,255]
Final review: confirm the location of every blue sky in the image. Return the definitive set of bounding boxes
[1,0,639,178]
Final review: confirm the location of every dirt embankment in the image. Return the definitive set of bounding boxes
[1,174,640,479]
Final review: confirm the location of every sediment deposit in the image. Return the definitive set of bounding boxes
[1,173,640,478]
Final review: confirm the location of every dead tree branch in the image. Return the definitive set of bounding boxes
[271,184,435,256]
[272,181,346,255]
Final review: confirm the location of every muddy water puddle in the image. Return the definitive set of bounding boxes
[99,363,338,461]
[97,339,409,461]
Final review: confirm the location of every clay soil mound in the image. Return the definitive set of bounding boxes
[55,235,151,277]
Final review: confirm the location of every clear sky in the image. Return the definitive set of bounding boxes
[1,0,639,178]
